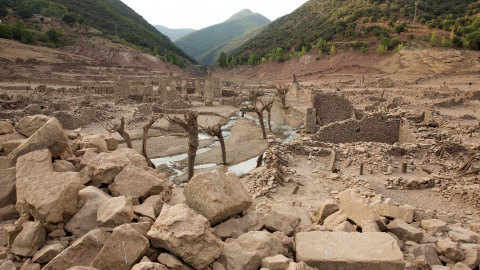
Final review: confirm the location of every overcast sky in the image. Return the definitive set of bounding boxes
[120,0,309,29]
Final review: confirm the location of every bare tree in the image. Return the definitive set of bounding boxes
[248,87,262,105]
[276,85,290,109]
[164,111,199,181]
[103,116,132,148]
[200,121,227,165]
[142,114,163,168]
[252,97,274,139]
[265,98,274,132]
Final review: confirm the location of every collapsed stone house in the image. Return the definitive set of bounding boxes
[158,72,222,100]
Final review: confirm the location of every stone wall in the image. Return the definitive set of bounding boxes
[311,92,355,126]
[314,114,402,144]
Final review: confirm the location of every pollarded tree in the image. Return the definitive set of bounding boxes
[276,85,290,109]
[103,116,132,149]
[164,111,199,181]
[142,114,163,168]
[200,121,227,165]
[252,97,274,139]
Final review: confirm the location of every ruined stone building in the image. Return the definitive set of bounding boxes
[158,72,222,99]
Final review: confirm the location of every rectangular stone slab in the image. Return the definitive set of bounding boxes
[295,232,405,270]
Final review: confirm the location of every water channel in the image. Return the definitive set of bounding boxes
[151,113,299,182]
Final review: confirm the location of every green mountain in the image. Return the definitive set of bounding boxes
[174,9,270,61]
[154,25,196,42]
[0,0,196,64]
[197,24,267,66]
[233,0,480,63]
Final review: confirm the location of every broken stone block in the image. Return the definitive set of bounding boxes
[0,205,19,221]
[20,258,41,270]
[437,239,465,262]
[52,160,76,172]
[387,219,423,243]
[109,164,170,202]
[14,115,49,138]
[217,241,261,270]
[81,134,108,153]
[32,243,66,264]
[10,221,46,257]
[147,204,222,270]
[261,254,290,270]
[295,232,405,270]
[421,219,449,233]
[184,170,252,225]
[43,228,111,270]
[333,221,357,232]
[0,157,14,170]
[15,149,53,180]
[0,260,16,270]
[214,215,251,239]
[16,172,81,224]
[468,223,480,233]
[449,226,480,243]
[130,262,168,270]
[264,210,300,236]
[311,199,339,225]
[235,231,287,260]
[286,261,317,270]
[157,253,184,269]
[96,196,135,227]
[0,168,16,209]
[90,224,150,270]
[65,186,111,237]
[0,122,14,135]
[323,209,348,230]
[362,220,381,232]
[103,136,118,151]
[407,243,442,265]
[338,189,387,231]
[452,262,472,270]
[8,117,72,163]
[460,243,480,269]
[3,140,25,155]
[373,204,415,223]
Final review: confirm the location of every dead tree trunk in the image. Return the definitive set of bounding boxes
[104,116,132,148]
[276,85,289,109]
[165,112,199,181]
[265,102,273,132]
[142,114,163,168]
[201,123,227,165]
[252,97,274,140]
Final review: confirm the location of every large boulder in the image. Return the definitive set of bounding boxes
[437,239,465,262]
[90,224,150,270]
[96,196,135,227]
[9,221,46,257]
[109,164,170,202]
[338,189,387,231]
[80,134,108,153]
[32,243,66,264]
[131,262,168,270]
[44,229,111,270]
[184,170,252,225]
[234,231,287,260]
[217,241,261,270]
[295,232,405,270]
[387,219,423,243]
[311,199,339,225]
[14,115,49,137]
[147,204,222,270]
[373,204,415,223]
[15,149,53,180]
[65,187,111,237]
[0,168,16,208]
[16,172,82,224]
[8,117,72,163]
[264,210,301,236]
[0,122,14,135]
[86,148,148,184]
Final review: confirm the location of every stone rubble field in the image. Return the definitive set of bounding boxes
[1,110,480,270]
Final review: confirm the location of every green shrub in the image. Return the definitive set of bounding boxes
[46,28,59,43]
[360,46,368,53]
[465,31,480,50]
[0,5,8,18]
[0,24,13,38]
[20,29,35,44]
[376,44,388,53]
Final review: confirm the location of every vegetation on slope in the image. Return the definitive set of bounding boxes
[198,24,267,66]
[0,0,196,66]
[153,25,196,42]
[175,9,270,61]
[229,0,480,66]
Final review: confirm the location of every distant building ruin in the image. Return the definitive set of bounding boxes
[305,91,355,133]
[158,72,222,99]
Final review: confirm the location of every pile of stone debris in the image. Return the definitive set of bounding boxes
[1,115,480,270]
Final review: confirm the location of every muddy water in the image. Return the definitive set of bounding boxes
[151,113,299,183]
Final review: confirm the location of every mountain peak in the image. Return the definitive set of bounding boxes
[227,9,255,21]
